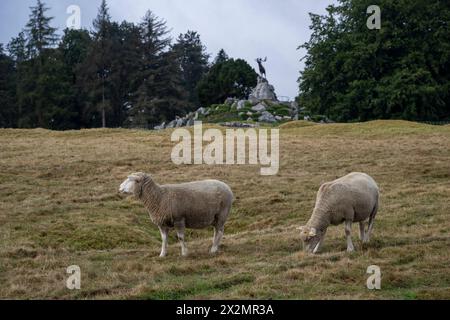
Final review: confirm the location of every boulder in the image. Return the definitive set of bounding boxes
[166,120,177,129]
[154,122,166,130]
[252,102,267,112]
[237,100,247,110]
[186,118,195,127]
[248,96,260,105]
[197,107,206,115]
[221,122,258,128]
[258,111,277,123]
[175,117,184,128]
[248,76,277,102]
[224,98,236,105]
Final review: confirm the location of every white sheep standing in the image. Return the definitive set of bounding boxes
[119,173,234,257]
[298,172,379,253]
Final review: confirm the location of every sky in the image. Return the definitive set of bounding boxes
[0,0,337,100]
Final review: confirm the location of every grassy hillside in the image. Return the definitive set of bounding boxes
[0,121,449,299]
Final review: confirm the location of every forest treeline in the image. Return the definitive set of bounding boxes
[1,0,449,130]
[298,0,450,122]
[0,0,257,129]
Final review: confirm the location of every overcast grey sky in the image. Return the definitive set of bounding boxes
[0,0,337,99]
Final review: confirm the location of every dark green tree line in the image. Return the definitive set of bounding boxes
[298,0,450,122]
[0,44,17,127]
[0,0,258,129]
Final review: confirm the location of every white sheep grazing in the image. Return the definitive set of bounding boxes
[119,173,234,257]
[298,172,379,254]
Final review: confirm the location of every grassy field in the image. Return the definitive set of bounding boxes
[0,120,449,300]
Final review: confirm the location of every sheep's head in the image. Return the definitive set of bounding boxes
[119,172,148,195]
[297,226,324,254]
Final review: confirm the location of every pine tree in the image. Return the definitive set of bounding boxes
[173,31,209,107]
[197,50,257,107]
[108,21,142,126]
[0,44,17,127]
[59,28,92,128]
[7,33,27,127]
[91,0,113,128]
[214,49,229,64]
[18,0,60,128]
[25,0,57,58]
[128,11,186,127]
[7,32,28,63]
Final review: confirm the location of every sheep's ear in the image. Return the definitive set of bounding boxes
[309,228,317,237]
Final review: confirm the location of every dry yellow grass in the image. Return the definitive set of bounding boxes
[0,120,449,299]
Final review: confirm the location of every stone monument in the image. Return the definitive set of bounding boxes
[249,57,277,102]
[248,76,278,102]
[153,56,300,129]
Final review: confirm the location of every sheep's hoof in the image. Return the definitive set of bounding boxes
[347,247,355,253]
[181,250,189,257]
[210,247,219,255]
[159,253,167,258]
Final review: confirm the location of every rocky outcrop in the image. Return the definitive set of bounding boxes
[248,77,277,102]
[154,122,166,130]
[258,111,277,123]
[251,102,267,112]
[154,107,209,130]
[152,77,305,129]
[224,98,237,106]
[236,100,246,110]
[220,122,259,128]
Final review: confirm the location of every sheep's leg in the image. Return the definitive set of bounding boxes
[177,230,188,257]
[175,221,188,257]
[313,229,327,254]
[345,221,355,253]
[359,222,366,242]
[211,226,224,254]
[313,238,323,254]
[365,203,379,243]
[159,226,169,258]
[365,223,374,243]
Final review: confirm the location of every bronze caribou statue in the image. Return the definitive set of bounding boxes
[256,57,267,78]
